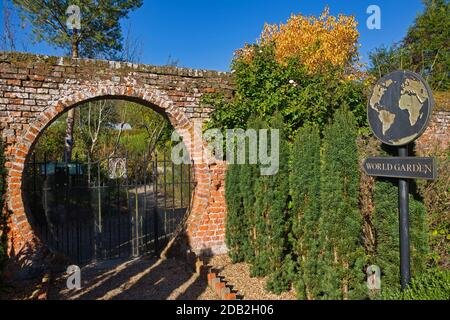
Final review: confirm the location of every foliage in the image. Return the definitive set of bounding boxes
[433,91,450,112]
[206,44,367,138]
[219,5,445,300]
[416,145,449,269]
[317,107,365,300]
[239,117,263,263]
[289,124,321,299]
[206,7,368,138]
[120,102,172,153]
[371,146,429,291]
[33,100,172,162]
[224,157,246,263]
[224,115,291,294]
[368,0,449,90]
[240,7,361,78]
[74,100,119,159]
[380,269,450,300]
[262,115,291,294]
[225,109,373,298]
[12,0,143,59]
[33,118,67,160]
[404,0,449,90]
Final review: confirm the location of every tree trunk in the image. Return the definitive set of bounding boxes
[71,41,79,60]
[63,39,79,162]
[64,109,75,162]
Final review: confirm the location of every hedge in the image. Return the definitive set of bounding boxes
[316,108,365,300]
[224,106,436,299]
[380,269,450,300]
[289,124,321,299]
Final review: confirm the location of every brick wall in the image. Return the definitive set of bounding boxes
[0,52,233,265]
[416,111,450,154]
[1,51,448,274]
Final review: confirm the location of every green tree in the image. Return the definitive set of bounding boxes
[206,45,367,139]
[32,119,66,161]
[248,115,291,293]
[404,0,449,90]
[224,160,246,263]
[317,108,366,300]
[74,100,119,160]
[120,103,171,156]
[289,124,322,300]
[380,268,450,300]
[238,117,263,263]
[13,0,143,161]
[369,0,449,90]
[13,0,143,59]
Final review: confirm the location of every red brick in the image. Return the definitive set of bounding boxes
[224,293,237,300]
[1,51,235,261]
[215,281,226,295]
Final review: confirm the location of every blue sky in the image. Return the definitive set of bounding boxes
[1,0,424,71]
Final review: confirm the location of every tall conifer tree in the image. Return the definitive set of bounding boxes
[317,108,365,300]
[225,160,246,262]
[290,124,322,299]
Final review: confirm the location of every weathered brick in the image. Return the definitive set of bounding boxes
[1,51,233,263]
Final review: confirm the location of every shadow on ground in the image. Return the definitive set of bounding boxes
[48,255,215,300]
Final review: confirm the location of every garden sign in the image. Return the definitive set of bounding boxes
[364,70,437,290]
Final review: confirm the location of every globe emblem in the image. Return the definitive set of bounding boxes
[367,70,434,146]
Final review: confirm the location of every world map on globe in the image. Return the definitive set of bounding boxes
[368,70,434,146]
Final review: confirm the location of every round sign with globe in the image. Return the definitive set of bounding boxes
[368,70,434,146]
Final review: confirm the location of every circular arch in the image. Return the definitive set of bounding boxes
[8,84,206,255]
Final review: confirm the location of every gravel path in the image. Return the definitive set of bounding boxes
[209,255,297,300]
[48,256,217,300]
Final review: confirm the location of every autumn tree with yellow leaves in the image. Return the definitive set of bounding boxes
[208,8,368,135]
[238,8,362,78]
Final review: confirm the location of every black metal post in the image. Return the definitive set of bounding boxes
[143,154,148,250]
[398,145,411,290]
[172,159,175,234]
[180,163,183,209]
[154,153,159,253]
[163,151,167,236]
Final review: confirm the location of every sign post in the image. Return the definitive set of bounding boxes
[366,70,436,290]
[397,145,411,288]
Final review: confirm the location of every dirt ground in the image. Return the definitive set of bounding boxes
[3,254,296,300]
[0,277,44,300]
[209,255,297,300]
[48,256,217,300]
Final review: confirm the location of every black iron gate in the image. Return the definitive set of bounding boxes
[23,153,194,265]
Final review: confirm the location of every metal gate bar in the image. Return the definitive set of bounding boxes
[23,151,193,266]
